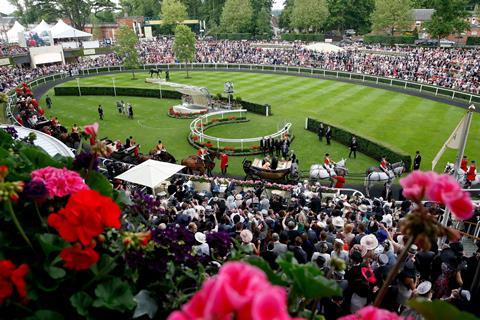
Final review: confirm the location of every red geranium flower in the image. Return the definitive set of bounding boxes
[48,190,121,246]
[60,245,100,270]
[0,260,29,304]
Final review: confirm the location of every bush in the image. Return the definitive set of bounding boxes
[281,33,325,42]
[306,118,411,171]
[466,37,480,46]
[363,35,416,45]
[213,33,252,40]
[54,86,271,116]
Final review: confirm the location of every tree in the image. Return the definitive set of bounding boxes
[161,0,188,27]
[199,0,227,30]
[173,25,196,78]
[8,0,40,25]
[290,0,329,33]
[120,0,161,17]
[220,0,253,33]
[34,0,116,30]
[425,0,470,41]
[279,0,294,30]
[115,26,140,79]
[255,7,273,35]
[411,0,435,7]
[371,0,413,35]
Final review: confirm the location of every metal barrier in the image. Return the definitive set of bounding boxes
[189,109,292,150]
[5,62,480,126]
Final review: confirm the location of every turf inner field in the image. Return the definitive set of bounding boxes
[44,70,480,177]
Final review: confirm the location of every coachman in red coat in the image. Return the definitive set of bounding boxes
[220,153,229,176]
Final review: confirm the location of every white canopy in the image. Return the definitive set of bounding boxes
[304,42,345,53]
[50,19,92,39]
[7,21,25,43]
[115,159,185,189]
[31,20,51,35]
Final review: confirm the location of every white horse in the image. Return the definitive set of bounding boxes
[310,159,349,181]
[364,161,406,198]
[444,162,480,187]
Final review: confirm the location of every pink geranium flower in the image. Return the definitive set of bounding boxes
[31,167,89,198]
[339,306,405,320]
[84,123,99,136]
[168,262,301,320]
[400,171,438,201]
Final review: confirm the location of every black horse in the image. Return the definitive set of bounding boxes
[150,69,162,78]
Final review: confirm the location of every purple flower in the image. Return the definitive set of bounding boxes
[207,231,232,258]
[22,178,48,201]
[73,152,99,171]
[3,126,18,139]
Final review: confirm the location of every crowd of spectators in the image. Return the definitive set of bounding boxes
[1,40,480,95]
[0,44,28,57]
[130,175,480,319]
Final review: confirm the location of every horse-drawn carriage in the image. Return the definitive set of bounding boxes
[243,158,295,181]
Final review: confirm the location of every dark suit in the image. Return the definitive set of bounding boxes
[349,139,358,158]
[413,154,421,170]
[318,126,324,141]
[325,127,332,145]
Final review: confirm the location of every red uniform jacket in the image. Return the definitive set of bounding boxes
[461,159,468,172]
[334,176,346,188]
[380,160,388,170]
[220,154,229,169]
[324,158,331,166]
[467,166,476,181]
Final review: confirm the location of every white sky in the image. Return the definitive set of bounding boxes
[0,0,284,16]
[0,0,16,15]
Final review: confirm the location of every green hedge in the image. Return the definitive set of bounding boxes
[364,35,416,45]
[306,118,412,171]
[54,86,270,116]
[466,37,480,45]
[281,33,325,42]
[213,33,253,40]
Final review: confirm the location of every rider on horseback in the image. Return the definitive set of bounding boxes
[323,153,335,176]
[197,147,209,160]
[379,156,389,174]
[155,140,165,155]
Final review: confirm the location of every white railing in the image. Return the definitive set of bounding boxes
[5,63,480,125]
[189,109,292,151]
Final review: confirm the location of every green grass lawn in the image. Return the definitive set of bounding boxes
[47,70,480,177]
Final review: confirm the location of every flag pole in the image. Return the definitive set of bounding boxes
[440,104,475,229]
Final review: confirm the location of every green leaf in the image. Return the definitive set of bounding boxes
[25,310,64,320]
[113,189,133,206]
[45,265,66,280]
[70,291,93,317]
[21,146,60,169]
[85,171,113,197]
[408,299,480,320]
[244,255,288,286]
[93,278,136,312]
[277,253,342,299]
[133,290,158,319]
[37,233,69,256]
[90,254,117,276]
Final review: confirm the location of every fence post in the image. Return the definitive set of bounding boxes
[305,117,308,129]
[469,95,473,103]
[262,65,264,71]
[362,75,365,82]
[404,82,408,89]
[452,92,455,100]
[336,71,339,78]
[420,85,423,93]
[311,68,313,75]
[435,88,438,96]
[324,70,326,77]
[266,105,269,117]
[390,79,393,86]
[376,77,379,84]
[96,68,99,74]
[349,73,352,80]
[298,67,300,73]
[241,139,244,151]
[217,139,219,149]
[250,65,252,70]
[274,66,276,72]
[286,66,289,73]
[215,64,217,70]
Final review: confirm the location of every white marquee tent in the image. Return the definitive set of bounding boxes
[115,159,185,189]
[50,19,92,39]
[7,21,26,43]
[31,20,51,35]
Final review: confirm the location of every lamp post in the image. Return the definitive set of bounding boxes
[224,81,234,109]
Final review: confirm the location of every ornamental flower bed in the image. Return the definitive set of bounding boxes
[168,107,208,119]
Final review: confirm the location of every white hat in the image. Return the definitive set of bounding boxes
[339,194,347,201]
[261,209,268,216]
[361,234,379,251]
[194,232,206,244]
[417,281,432,295]
[358,204,368,213]
[317,221,326,229]
[397,235,405,246]
[334,238,344,245]
[332,216,344,228]
[240,229,253,243]
[235,194,243,200]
